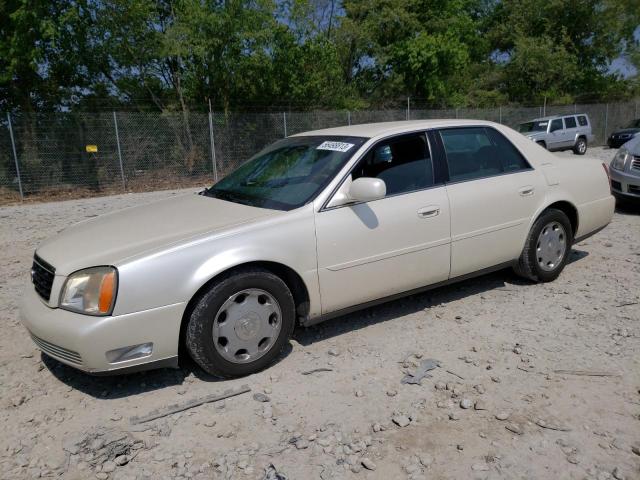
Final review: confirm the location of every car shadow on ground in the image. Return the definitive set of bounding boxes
[293,252,582,347]
[615,202,640,215]
[41,343,294,399]
[42,250,589,398]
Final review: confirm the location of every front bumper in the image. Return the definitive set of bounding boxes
[20,285,185,374]
[609,167,640,201]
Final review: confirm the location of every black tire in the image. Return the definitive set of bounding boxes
[573,137,587,155]
[514,209,573,282]
[536,140,547,149]
[185,267,295,378]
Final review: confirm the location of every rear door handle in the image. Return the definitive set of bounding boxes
[417,206,440,218]
[518,186,534,197]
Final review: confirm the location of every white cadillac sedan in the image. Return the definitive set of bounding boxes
[21,120,614,377]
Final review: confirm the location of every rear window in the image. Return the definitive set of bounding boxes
[577,115,588,126]
[564,116,577,128]
[440,127,530,182]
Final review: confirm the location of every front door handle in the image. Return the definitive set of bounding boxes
[518,186,535,197]
[417,206,440,218]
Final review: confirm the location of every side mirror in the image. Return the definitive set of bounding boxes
[349,177,386,203]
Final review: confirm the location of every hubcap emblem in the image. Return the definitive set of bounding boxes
[235,312,260,340]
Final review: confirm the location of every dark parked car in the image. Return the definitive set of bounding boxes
[608,119,640,148]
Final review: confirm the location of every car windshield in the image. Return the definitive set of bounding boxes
[203,135,367,210]
[626,119,640,128]
[518,121,549,133]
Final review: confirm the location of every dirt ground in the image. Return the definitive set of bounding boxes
[1,147,639,480]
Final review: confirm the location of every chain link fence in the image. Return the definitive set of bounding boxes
[1,100,639,204]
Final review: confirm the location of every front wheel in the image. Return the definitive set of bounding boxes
[514,209,573,282]
[185,267,295,378]
[573,137,587,155]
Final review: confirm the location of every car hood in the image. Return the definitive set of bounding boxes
[611,128,640,136]
[36,193,282,275]
[524,131,547,140]
[622,136,640,154]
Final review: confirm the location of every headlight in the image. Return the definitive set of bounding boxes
[611,149,629,171]
[60,266,118,315]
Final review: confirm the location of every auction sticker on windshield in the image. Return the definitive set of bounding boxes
[317,141,355,152]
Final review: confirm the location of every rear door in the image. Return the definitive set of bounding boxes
[563,116,578,147]
[437,126,545,278]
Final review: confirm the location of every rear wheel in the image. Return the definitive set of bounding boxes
[514,209,573,282]
[185,267,295,378]
[536,140,547,149]
[573,137,587,155]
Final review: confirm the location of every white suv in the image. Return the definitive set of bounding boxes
[519,114,595,155]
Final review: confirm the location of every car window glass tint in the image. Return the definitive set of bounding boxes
[564,116,577,128]
[352,133,433,196]
[550,119,563,131]
[207,136,366,210]
[441,127,529,182]
[577,115,588,126]
[485,128,530,172]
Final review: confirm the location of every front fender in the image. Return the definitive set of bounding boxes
[112,205,320,318]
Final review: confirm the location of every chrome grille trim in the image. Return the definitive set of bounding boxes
[30,332,83,365]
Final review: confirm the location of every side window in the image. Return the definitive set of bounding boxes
[564,116,577,128]
[577,115,588,126]
[486,128,531,173]
[352,133,433,196]
[440,127,530,182]
[550,119,563,132]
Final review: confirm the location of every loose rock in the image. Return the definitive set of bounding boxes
[474,400,487,411]
[392,415,411,427]
[505,423,524,435]
[253,393,270,403]
[361,458,376,471]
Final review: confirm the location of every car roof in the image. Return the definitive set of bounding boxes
[527,114,588,122]
[291,119,502,139]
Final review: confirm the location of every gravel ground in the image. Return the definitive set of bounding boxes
[1,147,639,480]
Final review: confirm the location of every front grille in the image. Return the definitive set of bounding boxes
[611,180,622,191]
[30,332,83,365]
[631,156,640,172]
[31,255,55,301]
[629,184,640,195]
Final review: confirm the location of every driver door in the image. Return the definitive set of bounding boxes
[314,132,451,315]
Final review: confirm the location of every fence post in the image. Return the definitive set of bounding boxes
[347,111,351,126]
[635,99,638,119]
[208,111,218,182]
[283,112,287,137]
[604,103,609,144]
[112,111,126,191]
[455,108,459,119]
[7,113,24,201]
[499,106,503,124]
[406,97,410,120]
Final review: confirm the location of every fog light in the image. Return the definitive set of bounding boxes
[106,343,153,363]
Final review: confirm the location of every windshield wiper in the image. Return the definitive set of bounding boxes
[206,188,255,205]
